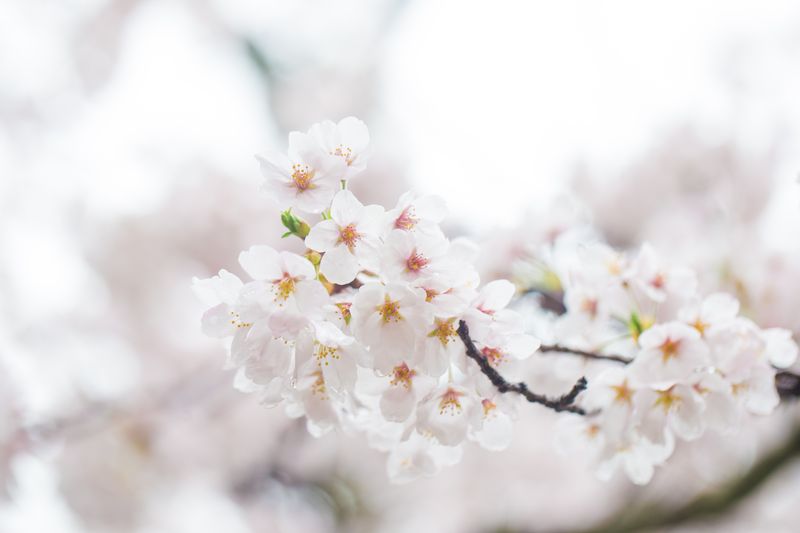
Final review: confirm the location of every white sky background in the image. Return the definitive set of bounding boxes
[2,0,800,530]
[382,0,800,234]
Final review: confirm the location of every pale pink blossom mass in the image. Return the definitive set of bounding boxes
[195,117,799,485]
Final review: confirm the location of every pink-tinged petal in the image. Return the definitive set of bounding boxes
[670,387,706,441]
[280,252,316,280]
[305,220,340,252]
[287,130,319,161]
[447,237,479,264]
[256,151,292,181]
[380,384,416,422]
[268,310,309,338]
[703,293,739,323]
[338,116,370,151]
[763,328,798,368]
[623,449,656,486]
[358,204,386,235]
[414,194,447,222]
[477,280,516,312]
[239,245,281,281]
[201,303,236,338]
[505,333,541,359]
[386,435,439,484]
[320,245,360,285]
[294,280,330,316]
[330,189,364,225]
[292,180,338,214]
[744,367,780,415]
[472,410,513,451]
[354,235,381,273]
[192,269,242,306]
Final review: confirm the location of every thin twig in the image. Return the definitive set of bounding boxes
[457,320,588,415]
[538,344,632,364]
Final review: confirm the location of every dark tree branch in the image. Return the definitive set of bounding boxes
[457,320,588,415]
[538,344,632,364]
[521,288,567,315]
[776,371,800,399]
[538,346,800,399]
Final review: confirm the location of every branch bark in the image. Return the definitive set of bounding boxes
[457,320,587,415]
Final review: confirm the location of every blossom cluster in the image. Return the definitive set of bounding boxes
[552,243,798,484]
[194,117,542,482]
[194,117,798,484]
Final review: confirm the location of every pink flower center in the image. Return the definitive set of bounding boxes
[394,206,418,231]
[405,250,430,273]
[390,363,417,390]
[337,223,361,251]
[481,346,506,367]
[438,388,464,415]
[650,273,666,290]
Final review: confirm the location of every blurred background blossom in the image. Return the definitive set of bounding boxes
[2,0,800,532]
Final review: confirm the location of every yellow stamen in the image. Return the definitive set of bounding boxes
[428,317,457,347]
[337,223,361,252]
[660,338,681,362]
[390,363,416,390]
[377,295,403,323]
[291,163,315,191]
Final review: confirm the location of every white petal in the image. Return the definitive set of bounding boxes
[239,245,281,281]
[338,116,370,151]
[330,189,364,225]
[280,252,316,280]
[192,269,242,306]
[320,245,360,285]
[305,220,340,252]
[478,279,516,311]
[472,411,513,451]
[380,385,416,422]
[294,280,330,316]
[201,303,236,338]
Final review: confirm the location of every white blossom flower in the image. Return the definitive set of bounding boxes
[595,431,673,486]
[418,316,462,377]
[191,269,246,339]
[635,384,706,444]
[386,432,462,484]
[464,279,523,339]
[307,116,370,180]
[350,282,431,372]
[629,322,710,388]
[238,245,328,315]
[416,384,479,446]
[295,321,363,394]
[257,130,346,213]
[379,229,450,283]
[378,361,435,422]
[468,394,515,451]
[384,191,447,239]
[305,189,384,284]
[627,243,697,303]
[678,292,740,337]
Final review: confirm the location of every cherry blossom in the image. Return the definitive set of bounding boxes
[307,116,371,179]
[305,189,384,284]
[257,130,347,214]
[195,116,799,487]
